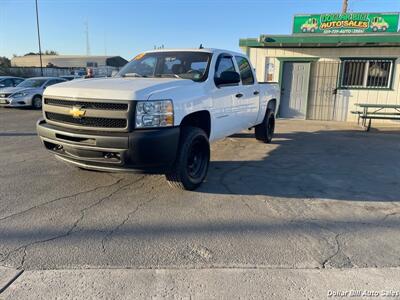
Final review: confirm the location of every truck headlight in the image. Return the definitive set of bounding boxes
[135,100,174,128]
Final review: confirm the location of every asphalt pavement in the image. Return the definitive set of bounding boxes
[1,108,400,299]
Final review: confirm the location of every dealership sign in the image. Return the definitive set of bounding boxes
[293,13,399,34]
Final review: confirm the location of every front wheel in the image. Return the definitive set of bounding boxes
[255,109,275,143]
[165,126,210,190]
[31,96,42,110]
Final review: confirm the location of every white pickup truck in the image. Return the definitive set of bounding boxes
[37,48,280,190]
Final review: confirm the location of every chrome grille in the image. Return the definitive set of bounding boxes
[44,98,128,111]
[46,112,127,128]
[43,97,130,131]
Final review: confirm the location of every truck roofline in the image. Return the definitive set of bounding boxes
[141,48,246,57]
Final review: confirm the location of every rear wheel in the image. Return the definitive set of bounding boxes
[166,126,210,190]
[255,109,275,143]
[32,96,42,109]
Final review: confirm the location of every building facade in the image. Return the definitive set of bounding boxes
[11,55,127,68]
[240,12,400,122]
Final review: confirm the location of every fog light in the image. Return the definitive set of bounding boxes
[53,145,63,151]
[104,152,113,159]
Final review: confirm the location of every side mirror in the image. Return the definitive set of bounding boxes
[0,84,5,88]
[215,71,240,87]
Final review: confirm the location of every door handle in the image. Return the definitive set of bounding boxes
[253,91,259,95]
[235,93,243,98]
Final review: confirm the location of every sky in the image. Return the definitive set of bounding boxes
[1,0,400,60]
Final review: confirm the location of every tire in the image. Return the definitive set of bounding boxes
[31,96,42,109]
[255,109,275,143]
[165,126,210,190]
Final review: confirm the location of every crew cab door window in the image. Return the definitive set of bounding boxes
[215,56,236,79]
[235,56,254,85]
[233,56,259,129]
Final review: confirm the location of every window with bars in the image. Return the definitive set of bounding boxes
[340,59,394,89]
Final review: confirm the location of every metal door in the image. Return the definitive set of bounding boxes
[307,61,347,121]
[280,62,311,119]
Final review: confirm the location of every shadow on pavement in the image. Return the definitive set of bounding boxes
[199,128,400,202]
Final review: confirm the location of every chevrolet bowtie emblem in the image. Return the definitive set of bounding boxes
[69,106,86,118]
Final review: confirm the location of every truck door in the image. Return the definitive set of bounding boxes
[211,54,241,140]
[234,56,259,129]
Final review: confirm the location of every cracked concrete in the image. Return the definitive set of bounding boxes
[1,109,400,297]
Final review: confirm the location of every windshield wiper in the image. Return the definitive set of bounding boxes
[154,74,182,79]
[122,73,147,78]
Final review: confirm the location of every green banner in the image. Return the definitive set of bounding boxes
[293,13,399,34]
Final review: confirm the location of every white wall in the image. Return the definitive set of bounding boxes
[244,46,400,122]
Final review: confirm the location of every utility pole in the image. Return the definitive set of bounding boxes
[85,20,91,56]
[342,0,348,13]
[35,0,43,76]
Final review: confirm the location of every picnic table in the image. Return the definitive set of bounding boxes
[352,103,400,131]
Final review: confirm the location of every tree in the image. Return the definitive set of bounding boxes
[44,50,58,55]
[23,50,59,56]
[0,56,11,68]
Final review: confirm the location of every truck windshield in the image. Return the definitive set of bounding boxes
[117,51,212,82]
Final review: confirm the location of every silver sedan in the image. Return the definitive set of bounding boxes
[0,77,66,109]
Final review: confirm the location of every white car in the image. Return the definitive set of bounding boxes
[37,48,280,190]
[0,76,25,88]
[0,77,66,109]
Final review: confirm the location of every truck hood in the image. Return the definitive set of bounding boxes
[44,77,195,100]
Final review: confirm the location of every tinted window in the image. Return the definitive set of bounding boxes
[1,79,14,87]
[46,79,64,87]
[215,56,235,78]
[235,56,254,85]
[13,79,24,86]
[18,79,47,88]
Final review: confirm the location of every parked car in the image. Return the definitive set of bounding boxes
[0,77,67,109]
[0,76,25,88]
[37,48,280,190]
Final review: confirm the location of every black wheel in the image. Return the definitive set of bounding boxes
[166,126,210,190]
[382,26,387,31]
[31,96,42,109]
[255,109,275,143]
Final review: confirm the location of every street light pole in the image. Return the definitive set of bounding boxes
[35,0,43,76]
[342,0,348,13]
